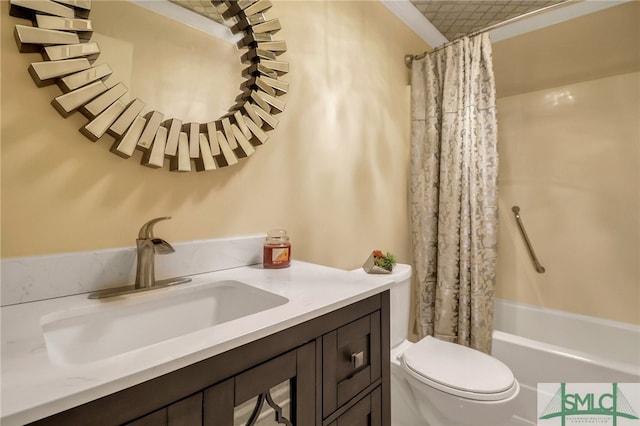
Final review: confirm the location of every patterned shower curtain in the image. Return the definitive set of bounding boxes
[409,33,498,354]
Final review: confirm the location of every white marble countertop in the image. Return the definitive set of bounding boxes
[1,260,395,425]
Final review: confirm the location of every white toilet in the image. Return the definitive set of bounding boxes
[355,264,519,426]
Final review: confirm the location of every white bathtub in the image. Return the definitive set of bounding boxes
[491,299,640,425]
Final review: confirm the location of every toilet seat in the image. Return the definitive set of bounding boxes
[401,336,518,402]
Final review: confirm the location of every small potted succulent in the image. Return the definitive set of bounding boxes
[362,249,397,274]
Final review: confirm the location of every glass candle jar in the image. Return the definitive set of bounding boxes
[263,229,291,269]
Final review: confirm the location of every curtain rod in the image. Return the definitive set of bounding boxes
[404,0,574,67]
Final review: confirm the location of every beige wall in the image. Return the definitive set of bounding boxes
[3,1,638,325]
[1,1,428,270]
[492,2,639,98]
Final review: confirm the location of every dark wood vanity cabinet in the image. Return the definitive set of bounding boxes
[322,311,381,419]
[127,343,315,426]
[30,291,390,426]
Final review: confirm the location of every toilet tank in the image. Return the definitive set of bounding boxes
[351,263,412,348]
[387,264,412,347]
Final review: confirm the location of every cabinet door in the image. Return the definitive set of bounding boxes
[203,341,315,426]
[126,393,203,426]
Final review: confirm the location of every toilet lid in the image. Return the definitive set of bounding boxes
[401,336,517,401]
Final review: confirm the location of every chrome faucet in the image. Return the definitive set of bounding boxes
[88,216,190,299]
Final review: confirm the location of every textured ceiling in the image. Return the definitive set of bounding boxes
[409,0,568,41]
[171,0,569,42]
[170,0,226,24]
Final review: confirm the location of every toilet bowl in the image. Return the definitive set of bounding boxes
[401,335,520,426]
[352,264,519,426]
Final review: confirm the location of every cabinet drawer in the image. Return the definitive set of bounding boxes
[322,311,381,418]
[327,386,382,426]
[125,393,203,426]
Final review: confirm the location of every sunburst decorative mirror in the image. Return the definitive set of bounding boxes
[9,0,288,172]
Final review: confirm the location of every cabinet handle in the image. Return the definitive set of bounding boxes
[351,351,364,369]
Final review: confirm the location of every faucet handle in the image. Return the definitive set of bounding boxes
[138,216,172,239]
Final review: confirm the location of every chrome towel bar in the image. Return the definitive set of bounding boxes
[512,206,546,273]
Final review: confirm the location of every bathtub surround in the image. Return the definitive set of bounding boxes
[491,2,639,325]
[495,71,640,325]
[409,33,499,353]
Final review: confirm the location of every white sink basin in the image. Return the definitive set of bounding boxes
[41,280,288,366]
